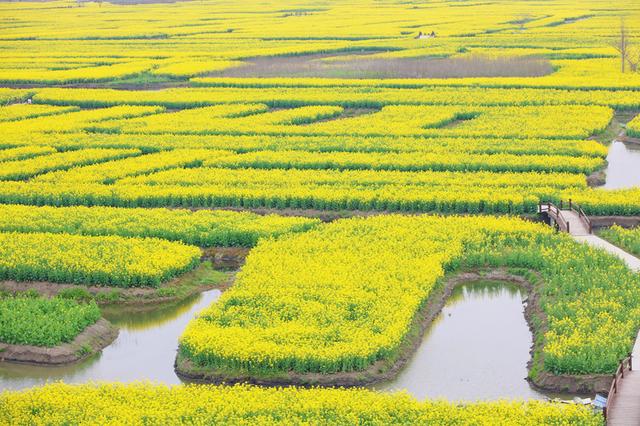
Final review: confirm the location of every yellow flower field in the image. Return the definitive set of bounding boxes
[0,383,603,425]
[1,0,639,422]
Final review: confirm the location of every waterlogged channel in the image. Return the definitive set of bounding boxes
[376,281,556,401]
[0,289,221,391]
[603,140,640,189]
[0,281,566,401]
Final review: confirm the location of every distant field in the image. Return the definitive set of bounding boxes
[1,0,639,423]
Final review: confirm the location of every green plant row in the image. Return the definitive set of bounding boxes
[599,225,640,257]
[0,231,201,288]
[208,149,604,174]
[0,383,603,425]
[0,295,100,347]
[0,204,320,247]
[30,85,640,109]
[7,132,608,158]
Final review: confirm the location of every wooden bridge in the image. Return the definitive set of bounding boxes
[538,200,592,235]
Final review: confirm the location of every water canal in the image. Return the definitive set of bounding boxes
[375,281,557,401]
[1,282,565,401]
[603,140,640,189]
[0,289,221,391]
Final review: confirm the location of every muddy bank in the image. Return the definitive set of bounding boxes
[587,169,606,187]
[618,134,640,145]
[202,247,250,270]
[175,268,612,393]
[0,318,118,365]
[0,261,234,308]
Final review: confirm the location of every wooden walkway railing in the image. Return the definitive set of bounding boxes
[538,199,592,234]
[568,199,593,234]
[539,201,571,233]
[604,354,633,423]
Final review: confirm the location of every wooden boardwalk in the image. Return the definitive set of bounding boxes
[606,369,640,426]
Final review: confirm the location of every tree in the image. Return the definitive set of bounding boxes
[611,18,630,73]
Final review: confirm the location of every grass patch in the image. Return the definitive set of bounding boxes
[0,296,101,347]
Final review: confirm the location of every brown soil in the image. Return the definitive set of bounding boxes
[211,54,554,79]
[618,134,640,145]
[202,247,251,270]
[587,168,606,187]
[174,268,613,393]
[0,318,118,365]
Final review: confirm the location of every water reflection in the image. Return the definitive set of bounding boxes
[0,289,221,391]
[375,281,552,401]
[603,141,640,189]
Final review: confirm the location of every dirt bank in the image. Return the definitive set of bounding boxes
[175,268,613,393]
[0,318,118,365]
[202,247,251,270]
[0,260,235,308]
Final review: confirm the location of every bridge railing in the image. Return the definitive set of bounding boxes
[566,199,593,234]
[539,201,570,233]
[603,354,633,422]
[539,199,592,234]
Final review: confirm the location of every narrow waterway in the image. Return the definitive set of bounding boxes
[1,282,571,401]
[0,289,221,391]
[375,281,556,401]
[603,140,640,189]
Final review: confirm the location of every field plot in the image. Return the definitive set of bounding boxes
[1,0,640,424]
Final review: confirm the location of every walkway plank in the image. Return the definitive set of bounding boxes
[607,371,640,426]
[563,210,590,236]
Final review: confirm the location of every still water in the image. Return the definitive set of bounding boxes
[376,281,553,401]
[603,141,640,189]
[0,289,221,391]
[0,282,565,401]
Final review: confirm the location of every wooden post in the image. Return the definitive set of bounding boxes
[567,221,570,234]
[569,199,572,209]
[560,200,563,209]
